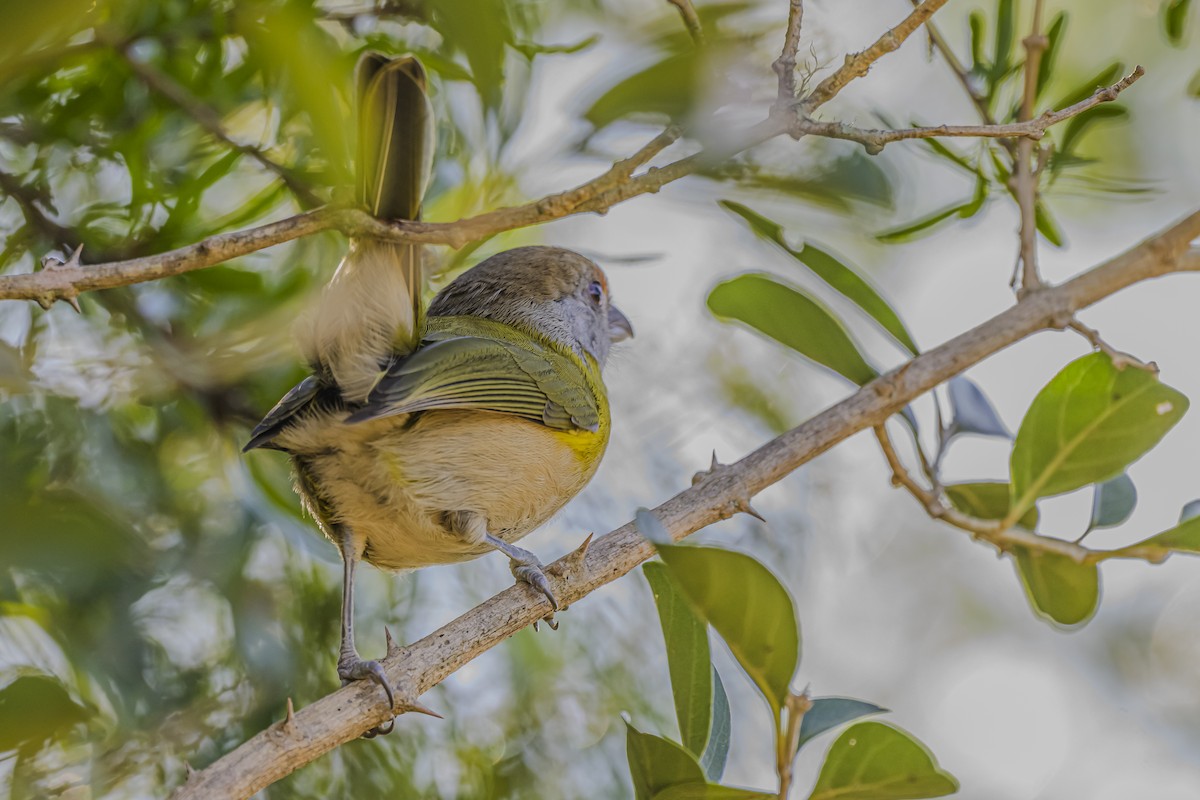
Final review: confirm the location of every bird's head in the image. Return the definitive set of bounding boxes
[427,246,633,366]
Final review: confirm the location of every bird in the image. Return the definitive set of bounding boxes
[243,53,632,731]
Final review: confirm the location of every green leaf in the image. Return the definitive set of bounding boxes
[656,542,800,717]
[627,722,706,800]
[797,697,888,752]
[708,273,878,386]
[1188,67,1200,99]
[1035,201,1064,247]
[585,51,700,130]
[1124,514,1200,555]
[989,0,1016,96]
[1164,0,1192,44]
[808,721,959,800]
[1012,547,1100,626]
[916,136,982,178]
[875,201,972,243]
[701,668,731,781]
[944,482,1039,530]
[1036,13,1069,98]
[1058,105,1129,157]
[0,674,91,754]
[645,561,712,757]
[1009,353,1188,521]
[968,11,986,71]
[1051,62,1124,111]
[1088,473,1137,531]
[721,201,918,354]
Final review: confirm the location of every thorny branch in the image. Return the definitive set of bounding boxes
[173,208,1200,799]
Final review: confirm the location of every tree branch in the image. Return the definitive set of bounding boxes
[792,66,1142,153]
[772,0,804,108]
[171,208,1200,799]
[1014,0,1048,293]
[798,0,950,114]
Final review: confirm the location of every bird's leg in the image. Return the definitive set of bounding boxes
[442,511,559,623]
[336,529,395,737]
[485,534,559,613]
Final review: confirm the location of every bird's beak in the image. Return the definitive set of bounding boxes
[608,304,634,342]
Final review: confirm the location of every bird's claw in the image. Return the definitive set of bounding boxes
[510,559,560,630]
[338,653,395,737]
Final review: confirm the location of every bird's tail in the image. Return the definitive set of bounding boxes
[304,54,434,402]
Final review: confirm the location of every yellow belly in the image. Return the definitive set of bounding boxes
[280,408,608,570]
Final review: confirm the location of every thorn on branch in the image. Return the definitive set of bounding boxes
[385,626,403,660]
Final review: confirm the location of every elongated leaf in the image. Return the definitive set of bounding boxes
[656,543,800,717]
[1051,62,1124,111]
[944,482,1039,530]
[627,722,706,800]
[947,376,1009,438]
[1059,105,1129,156]
[1124,514,1200,555]
[1036,13,1068,98]
[797,697,888,752]
[968,11,986,70]
[701,668,731,781]
[1035,201,1064,247]
[645,561,712,757]
[1088,473,1137,531]
[875,201,970,243]
[989,0,1016,94]
[586,51,699,130]
[708,274,878,386]
[1013,547,1100,626]
[1009,353,1187,520]
[918,136,981,178]
[720,202,918,355]
[808,721,958,800]
[1164,0,1192,44]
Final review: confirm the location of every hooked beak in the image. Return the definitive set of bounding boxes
[608,304,634,342]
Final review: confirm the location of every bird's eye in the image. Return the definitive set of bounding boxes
[588,280,604,304]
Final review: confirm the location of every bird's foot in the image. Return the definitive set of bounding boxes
[338,649,395,737]
[508,551,560,631]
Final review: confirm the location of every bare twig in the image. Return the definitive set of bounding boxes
[799,0,950,114]
[172,209,1200,799]
[772,0,804,108]
[1014,0,1048,294]
[1066,319,1149,371]
[912,1,1009,150]
[793,67,1142,153]
[666,0,706,45]
[110,42,323,207]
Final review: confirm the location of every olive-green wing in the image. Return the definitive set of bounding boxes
[344,335,601,431]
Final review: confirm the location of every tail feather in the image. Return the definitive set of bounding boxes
[301,54,433,403]
[357,54,434,221]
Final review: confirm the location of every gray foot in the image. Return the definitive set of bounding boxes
[338,654,395,737]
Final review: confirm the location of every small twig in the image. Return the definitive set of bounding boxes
[110,41,323,207]
[799,0,951,114]
[1066,319,1151,371]
[1014,0,1048,294]
[666,0,705,45]
[794,66,1143,154]
[772,0,805,109]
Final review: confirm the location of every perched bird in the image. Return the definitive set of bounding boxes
[244,54,632,727]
